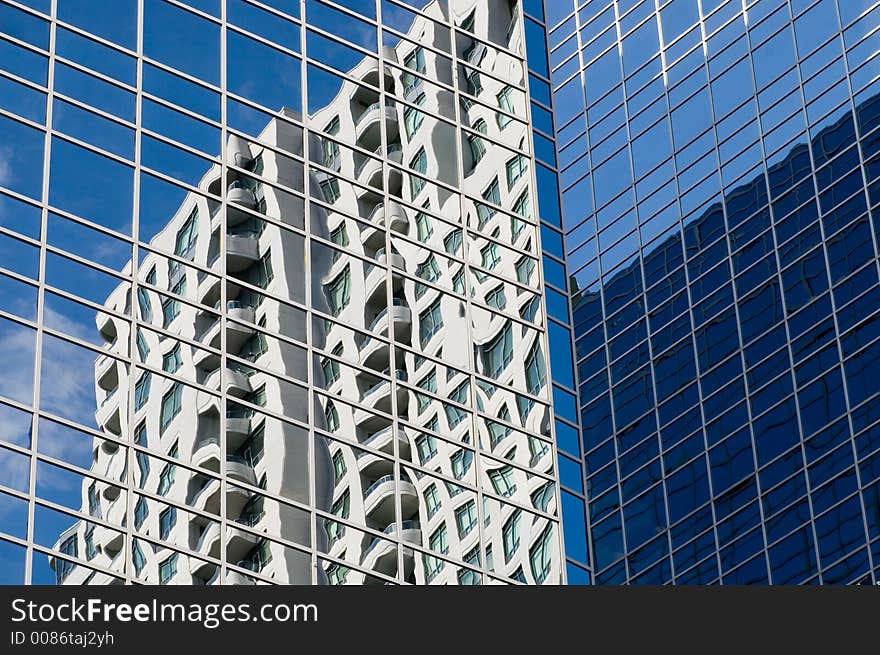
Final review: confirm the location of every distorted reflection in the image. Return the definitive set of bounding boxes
[0,0,561,585]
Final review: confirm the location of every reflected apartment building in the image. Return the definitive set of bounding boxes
[44,0,563,586]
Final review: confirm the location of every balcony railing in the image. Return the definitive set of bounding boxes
[368,298,408,332]
[362,205,383,229]
[364,520,421,558]
[228,229,261,240]
[364,474,394,498]
[227,454,255,469]
[362,369,408,399]
[195,435,220,450]
[360,425,393,451]
[227,406,254,419]
[237,511,264,528]
[357,100,396,125]
[235,559,260,573]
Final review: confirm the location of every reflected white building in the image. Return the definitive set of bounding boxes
[50,0,562,586]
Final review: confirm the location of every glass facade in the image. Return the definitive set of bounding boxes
[541,0,880,584]
[0,0,566,585]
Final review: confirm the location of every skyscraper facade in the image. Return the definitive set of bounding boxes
[0,0,567,585]
[538,0,880,584]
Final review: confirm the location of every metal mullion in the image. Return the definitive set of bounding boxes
[0,106,47,133]
[52,53,139,93]
[643,0,724,585]
[23,0,57,587]
[734,0,820,584]
[31,543,125,584]
[701,14,777,582]
[225,22,302,61]
[41,202,138,245]
[43,244,136,282]
[822,0,880,583]
[52,89,138,131]
[140,54,222,95]
[135,165,222,208]
[374,0,406,579]
[563,0,614,579]
[0,26,51,59]
[295,0,318,587]
[118,0,144,585]
[160,0,220,24]
[139,125,221,164]
[140,90,223,130]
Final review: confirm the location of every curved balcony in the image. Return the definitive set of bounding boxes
[197,255,223,305]
[226,526,260,563]
[226,454,257,486]
[227,180,257,226]
[226,301,256,351]
[226,560,259,585]
[227,484,253,519]
[226,232,260,272]
[197,389,220,416]
[192,435,220,472]
[355,144,404,189]
[361,535,396,576]
[356,153,384,190]
[100,526,124,557]
[359,368,409,415]
[356,101,399,151]
[102,483,121,502]
[190,557,216,582]
[226,134,253,168]
[191,478,221,515]
[193,522,221,562]
[208,367,252,398]
[360,199,408,248]
[361,219,386,251]
[372,198,408,232]
[95,311,117,343]
[386,143,404,162]
[197,368,250,416]
[375,247,405,272]
[100,437,120,455]
[356,446,394,478]
[362,520,422,576]
[363,475,418,525]
[356,47,397,91]
[199,314,222,351]
[354,407,390,432]
[95,353,118,392]
[358,333,389,371]
[95,390,121,435]
[196,304,255,362]
[360,424,410,460]
[363,265,387,308]
[192,347,220,375]
[226,409,252,452]
[367,300,411,342]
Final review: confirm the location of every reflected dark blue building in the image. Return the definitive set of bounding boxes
[531,0,880,583]
[577,94,880,584]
